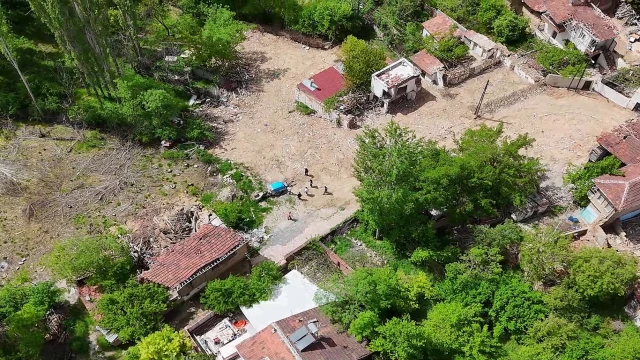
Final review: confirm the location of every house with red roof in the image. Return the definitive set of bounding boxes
[587,163,640,225]
[523,0,617,64]
[140,224,248,301]
[295,64,346,119]
[592,119,640,164]
[235,308,371,360]
[410,50,445,87]
[421,12,458,40]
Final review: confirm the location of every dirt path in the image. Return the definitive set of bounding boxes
[215,31,635,263]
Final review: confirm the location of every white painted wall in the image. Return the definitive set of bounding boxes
[592,80,638,109]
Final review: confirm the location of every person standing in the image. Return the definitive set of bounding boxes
[323,186,328,195]
[287,212,293,221]
[304,187,309,196]
[309,179,313,187]
[297,192,302,200]
[304,167,309,176]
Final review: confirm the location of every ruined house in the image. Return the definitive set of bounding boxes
[591,119,640,164]
[421,12,458,39]
[523,0,617,69]
[461,30,501,59]
[140,224,248,302]
[295,64,346,119]
[371,58,422,112]
[410,50,445,87]
[585,162,640,225]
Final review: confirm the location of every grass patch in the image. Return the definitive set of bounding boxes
[219,160,234,175]
[187,185,201,197]
[96,334,117,352]
[162,149,188,161]
[194,148,220,165]
[73,130,106,153]
[295,101,315,115]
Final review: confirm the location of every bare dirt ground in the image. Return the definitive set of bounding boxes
[218,31,635,262]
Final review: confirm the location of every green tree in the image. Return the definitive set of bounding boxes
[473,220,524,262]
[569,247,637,301]
[294,0,363,42]
[519,227,571,286]
[425,124,544,223]
[125,326,192,360]
[353,121,441,248]
[348,310,380,341]
[535,41,588,77]
[340,35,386,90]
[97,280,168,343]
[200,261,283,313]
[45,235,134,289]
[564,156,622,207]
[493,12,529,46]
[475,0,507,33]
[594,325,640,360]
[490,277,548,339]
[369,316,429,360]
[197,6,248,65]
[423,301,501,359]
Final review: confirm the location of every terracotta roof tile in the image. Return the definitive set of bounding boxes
[236,326,296,360]
[410,50,444,75]
[543,0,616,40]
[297,66,346,103]
[422,13,456,40]
[523,0,547,12]
[236,308,371,360]
[140,225,243,288]
[595,163,640,212]
[597,119,640,165]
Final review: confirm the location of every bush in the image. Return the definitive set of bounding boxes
[194,148,220,165]
[201,261,283,313]
[493,12,529,47]
[210,199,269,231]
[296,101,315,115]
[294,0,364,42]
[564,156,622,207]
[71,70,212,144]
[219,160,234,175]
[424,33,468,67]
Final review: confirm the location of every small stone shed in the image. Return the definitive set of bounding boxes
[295,64,346,118]
[410,50,445,88]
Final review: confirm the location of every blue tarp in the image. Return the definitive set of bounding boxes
[269,182,287,192]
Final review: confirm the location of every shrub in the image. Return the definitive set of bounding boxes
[200,192,216,207]
[210,199,269,231]
[296,101,315,115]
[493,12,529,47]
[194,148,220,165]
[424,33,468,67]
[340,36,387,90]
[219,160,234,175]
[294,0,364,42]
[564,156,622,207]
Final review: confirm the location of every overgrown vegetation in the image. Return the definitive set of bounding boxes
[97,280,169,343]
[200,261,283,313]
[423,32,468,67]
[609,66,640,94]
[535,41,589,77]
[564,156,623,207]
[296,101,315,115]
[124,326,192,360]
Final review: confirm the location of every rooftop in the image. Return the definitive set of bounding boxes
[597,119,640,165]
[594,162,640,212]
[372,58,421,88]
[524,0,616,40]
[140,224,244,289]
[462,30,497,50]
[410,50,444,75]
[422,13,456,40]
[297,65,346,103]
[236,308,371,360]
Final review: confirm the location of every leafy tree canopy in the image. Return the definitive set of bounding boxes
[124,326,192,360]
[97,280,169,343]
[340,35,386,90]
[569,247,637,302]
[564,155,622,207]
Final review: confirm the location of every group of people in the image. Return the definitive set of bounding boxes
[287,167,329,221]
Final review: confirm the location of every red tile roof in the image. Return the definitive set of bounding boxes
[235,326,296,360]
[140,225,243,289]
[422,13,456,40]
[523,0,547,12]
[541,0,616,40]
[595,163,640,212]
[597,119,640,165]
[297,66,346,103]
[237,308,371,360]
[410,50,444,75]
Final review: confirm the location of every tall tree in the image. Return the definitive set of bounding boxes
[0,6,43,118]
[340,35,386,90]
[28,0,120,98]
